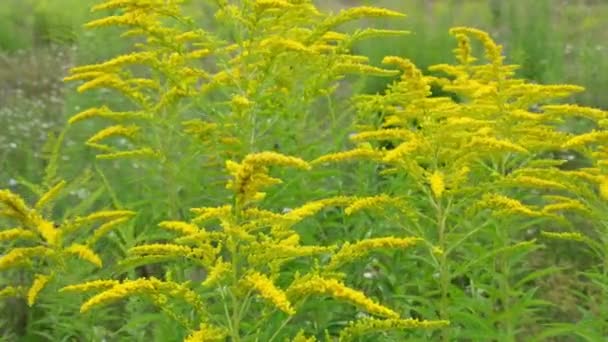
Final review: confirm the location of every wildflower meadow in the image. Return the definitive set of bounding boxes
[1,0,607,341]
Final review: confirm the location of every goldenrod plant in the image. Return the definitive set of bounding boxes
[1,0,607,340]
[316,27,608,340]
[62,0,409,217]
[0,179,134,335]
[63,151,447,340]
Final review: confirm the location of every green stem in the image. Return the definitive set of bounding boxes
[436,197,450,342]
[496,160,515,341]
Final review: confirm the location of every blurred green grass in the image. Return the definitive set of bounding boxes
[345,0,608,108]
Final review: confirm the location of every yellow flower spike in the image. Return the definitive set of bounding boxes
[332,63,399,77]
[84,12,150,30]
[174,30,202,43]
[349,129,413,142]
[467,137,528,154]
[254,0,292,11]
[226,152,310,204]
[96,148,160,160]
[450,27,503,66]
[190,205,232,223]
[158,221,200,236]
[129,243,193,257]
[68,106,152,125]
[78,210,136,224]
[87,216,132,245]
[76,74,119,93]
[185,323,227,342]
[542,104,607,122]
[63,71,105,82]
[242,152,311,170]
[244,272,295,315]
[344,195,396,216]
[540,231,586,242]
[79,277,157,313]
[562,130,608,149]
[452,33,476,66]
[65,244,103,268]
[247,243,335,267]
[86,125,141,145]
[288,275,398,318]
[327,237,422,270]
[0,246,52,270]
[322,31,348,42]
[243,207,285,222]
[339,317,450,341]
[292,330,317,342]
[507,175,567,190]
[383,139,425,163]
[0,189,30,219]
[599,177,608,200]
[481,194,542,217]
[259,38,313,54]
[91,0,162,12]
[35,180,67,210]
[313,146,383,165]
[60,280,121,293]
[323,6,405,30]
[0,228,37,242]
[27,274,51,307]
[429,171,445,199]
[129,243,218,267]
[283,196,355,222]
[79,277,202,314]
[542,200,590,215]
[0,286,25,300]
[230,94,253,112]
[350,29,410,43]
[68,51,154,74]
[29,214,59,246]
[202,260,231,288]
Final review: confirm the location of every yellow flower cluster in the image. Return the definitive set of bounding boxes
[226,152,310,206]
[27,274,51,307]
[327,237,422,270]
[243,272,295,315]
[339,317,450,341]
[62,0,410,163]
[184,323,227,342]
[66,277,202,314]
[288,275,398,318]
[0,183,133,306]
